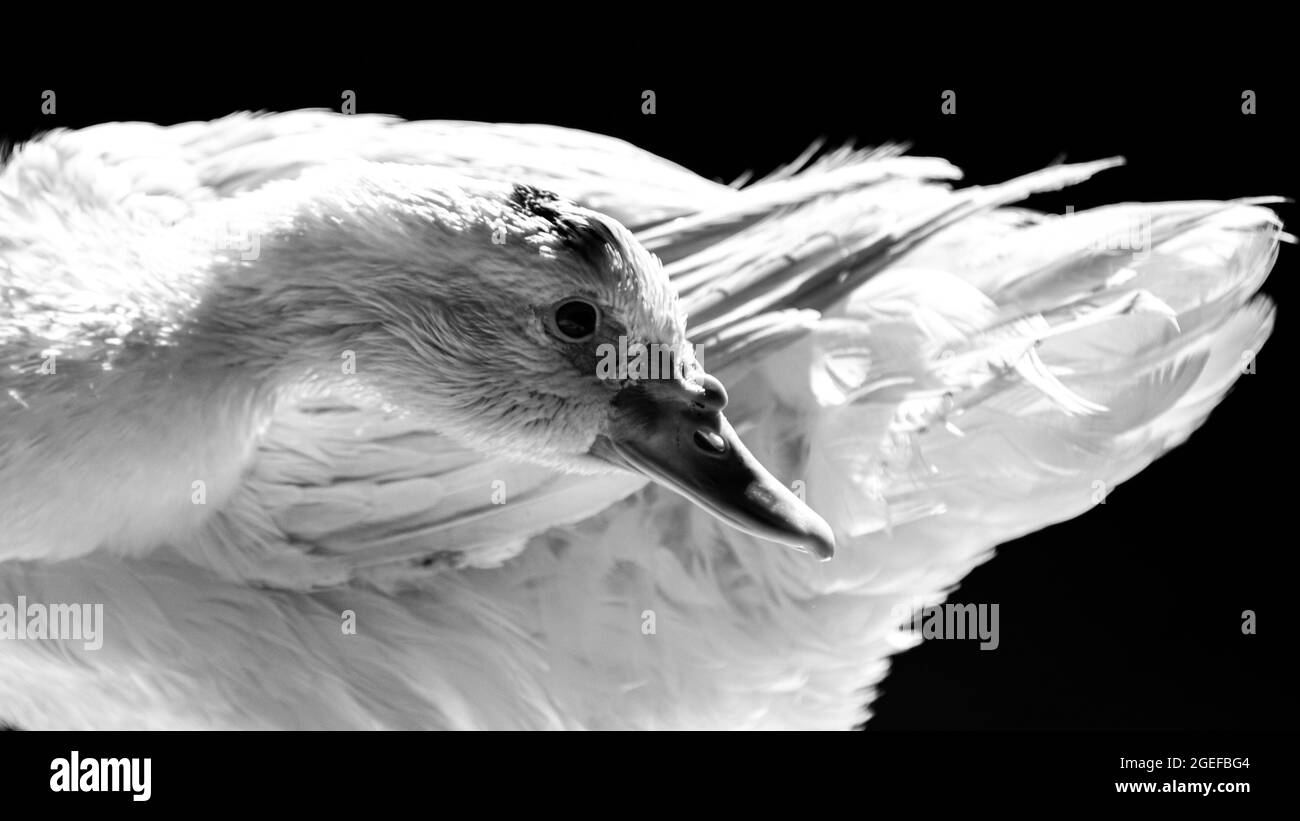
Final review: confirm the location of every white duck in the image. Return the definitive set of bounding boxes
[0,112,1282,729]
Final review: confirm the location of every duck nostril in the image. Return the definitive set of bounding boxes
[693,429,727,455]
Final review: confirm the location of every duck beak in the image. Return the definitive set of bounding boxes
[592,372,835,560]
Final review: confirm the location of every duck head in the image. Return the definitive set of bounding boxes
[209,165,833,558]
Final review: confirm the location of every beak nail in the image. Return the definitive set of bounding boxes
[693,429,727,455]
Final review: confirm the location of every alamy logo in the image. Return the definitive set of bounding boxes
[0,596,103,650]
[595,337,701,381]
[1065,206,1153,261]
[888,598,1000,650]
[50,751,151,802]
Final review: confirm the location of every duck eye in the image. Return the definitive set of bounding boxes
[549,299,599,342]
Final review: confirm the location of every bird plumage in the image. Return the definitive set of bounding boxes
[0,111,1282,728]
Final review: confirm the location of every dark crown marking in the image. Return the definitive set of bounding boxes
[508,183,624,272]
[510,184,569,225]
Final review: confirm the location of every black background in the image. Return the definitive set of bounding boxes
[1,75,1294,732]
